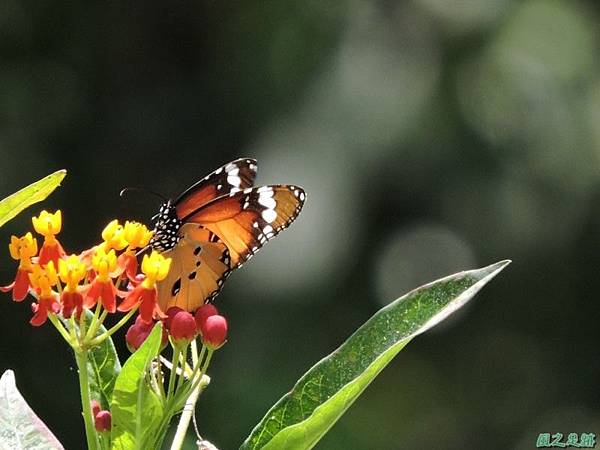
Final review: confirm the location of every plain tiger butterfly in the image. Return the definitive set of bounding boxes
[149,158,306,312]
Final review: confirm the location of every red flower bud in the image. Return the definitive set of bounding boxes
[134,313,154,330]
[165,306,185,331]
[169,310,197,345]
[194,304,219,333]
[201,315,228,349]
[125,319,167,352]
[94,410,111,432]
[125,323,152,352]
[90,400,101,418]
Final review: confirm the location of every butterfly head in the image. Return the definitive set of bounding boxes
[149,200,182,252]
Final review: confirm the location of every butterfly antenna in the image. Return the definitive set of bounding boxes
[119,186,168,202]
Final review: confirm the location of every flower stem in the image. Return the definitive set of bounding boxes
[167,347,181,400]
[48,313,74,346]
[175,344,188,394]
[88,306,137,347]
[169,340,200,450]
[75,349,99,450]
[84,302,103,341]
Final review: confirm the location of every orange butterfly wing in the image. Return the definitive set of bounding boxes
[156,225,231,312]
[174,158,257,219]
[183,185,306,268]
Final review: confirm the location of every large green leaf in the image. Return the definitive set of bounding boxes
[111,323,164,450]
[0,370,65,450]
[0,169,66,228]
[241,260,510,450]
[63,311,122,408]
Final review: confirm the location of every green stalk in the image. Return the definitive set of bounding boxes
[84,302,103,341]
[174,344,188,394]
[88,306,137,347]
[48,314,74,346]
[167,348,181,400]
[169,340,201,450]
[75,349,99,450]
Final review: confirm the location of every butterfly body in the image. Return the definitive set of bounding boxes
[151,158,305,312]
[149,201,181,252]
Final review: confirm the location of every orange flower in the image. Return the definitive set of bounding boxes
[28,263,60,326]
[117,221,154,281]
[86,248,118,312]
[118,252,171,323]
[58,255,87,319]
[1,233,38,301]
[32,210,65,267]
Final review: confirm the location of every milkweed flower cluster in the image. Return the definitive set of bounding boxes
[2,208,230,450]
[1,210,169,332]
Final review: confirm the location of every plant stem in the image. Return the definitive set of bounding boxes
[79,305,88,339]
[169,379,202,450]
[169,340,200,450]
[48,313,74,346]
[75,349,99,450]
[88,306,137,346]
[167,348,181,400]
[84,302,103,341]
[175,345,188,393]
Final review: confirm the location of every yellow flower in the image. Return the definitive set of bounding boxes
[101,220,128,251]
[58,255,86,292]
[8,233,38,267]
[141,252,171,289]
[92,247,117,282]
[123,221,153,249]
[28,262,58,297]
[32,210,62,243]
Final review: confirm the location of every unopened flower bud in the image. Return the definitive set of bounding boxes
[170,310,197,345]
[94,410,111,432]
[194,304,218,333]
[201,315,228,349]
[165,306,185,331]
[90,399,101,418]
[125,322,152,352]
[125,317,167,352]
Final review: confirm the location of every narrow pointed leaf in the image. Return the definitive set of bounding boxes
[0,370,65,450]
[241,260,510,450]
[0,169,67,228]
[111,323,163,450]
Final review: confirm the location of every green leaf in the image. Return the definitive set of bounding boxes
[88,329,122,408]
[241,260,510,450]
[62,311,122,408]
[0,370,65,450]
[0,169,67,228]
[111,323,164,450]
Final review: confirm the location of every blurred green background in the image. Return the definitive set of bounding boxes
[1,0,600,449]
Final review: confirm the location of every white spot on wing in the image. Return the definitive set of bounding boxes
[227,175,241,187]
[262,209,277,223]
[258,195,276,209]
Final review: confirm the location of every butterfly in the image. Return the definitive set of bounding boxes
[149,158,305,313]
